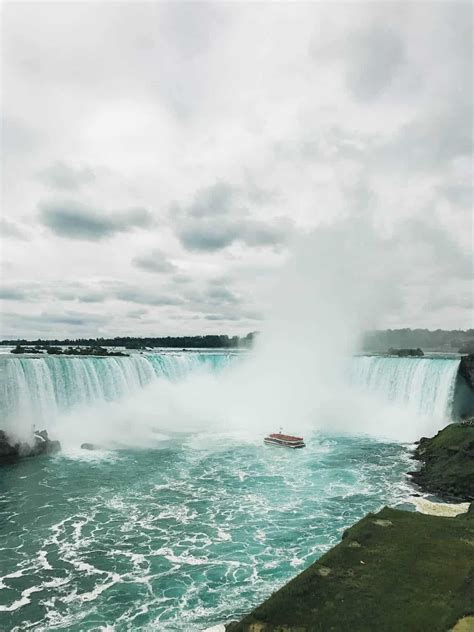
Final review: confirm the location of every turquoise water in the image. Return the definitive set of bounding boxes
[0,352,461,630]
[0,433,412,631]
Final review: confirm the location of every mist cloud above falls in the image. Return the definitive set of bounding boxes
[50,216,428,448]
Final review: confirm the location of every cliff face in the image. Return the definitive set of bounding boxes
[409,421,474,501]
[459,355,474,391]
[228,507,474,632]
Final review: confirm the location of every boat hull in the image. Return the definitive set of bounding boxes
[263,438,306,449]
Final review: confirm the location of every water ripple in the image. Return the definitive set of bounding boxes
[0,433,411,630]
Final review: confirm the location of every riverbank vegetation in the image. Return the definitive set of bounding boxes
[4,333,256,350]
[2,329,473,353]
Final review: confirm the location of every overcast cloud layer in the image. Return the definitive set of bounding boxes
[1,2,472,339]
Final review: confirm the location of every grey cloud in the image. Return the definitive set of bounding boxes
[438,183,472,209]
[40,312,107,326]
[204,313,242,322]
[0,287,28,300]
[424,289,472,312]
[132,249,177,273]
[346,26,405,101]
[1,311,109,336]
[203,307,262,322]
[1,219,28,240]
[178,221,240,251]
[187,182,236,217]
[175,183,293,252]
[127,308,148,319]
[375,104,473,172]
[77,292,105,303]
[0,281,107,304]
[53,289,106,303]
[40,201,153,240]
[112,285,184,306]
[178,217,292,252]
[2,116,40,156]
[38,161,95,190]
[388,216,473,292]
[160,2,226,60]
[206,286,239,304]
[241,309,264,321]
[172,274,192,284]
[182,283,240,307]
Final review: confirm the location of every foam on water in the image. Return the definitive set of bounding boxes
[0,351,464,629]
[0,433,415,631]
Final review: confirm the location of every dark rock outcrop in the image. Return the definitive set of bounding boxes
[0,429,61,462]
[459,354,474,391]
[10,344,129,357]
[408,421,474,501]
[81,443,98,450]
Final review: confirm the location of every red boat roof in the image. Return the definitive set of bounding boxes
[269,433,304,441]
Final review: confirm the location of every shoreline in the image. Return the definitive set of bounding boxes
[214,422,474,632]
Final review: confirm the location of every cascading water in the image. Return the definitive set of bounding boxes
[348,356,461,420]
[1,353,236,433]
[0,352,466,630]
[0,353,462,439]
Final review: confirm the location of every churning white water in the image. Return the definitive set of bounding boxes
[0,219,466,446]
[349,356,460,419]
[1,353,236,438]
[1,352,461,445]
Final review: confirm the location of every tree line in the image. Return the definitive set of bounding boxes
[1,329,473,353]
[1,333,256,349]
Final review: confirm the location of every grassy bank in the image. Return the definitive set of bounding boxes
[228,506,474,632]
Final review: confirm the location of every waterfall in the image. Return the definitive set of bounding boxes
[1,352,235,430]
[0,353,463,437]
[349,356,461,419]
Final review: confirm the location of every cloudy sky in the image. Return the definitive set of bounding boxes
[1,1,472,339]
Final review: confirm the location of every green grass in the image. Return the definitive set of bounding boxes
[229,507,474,632]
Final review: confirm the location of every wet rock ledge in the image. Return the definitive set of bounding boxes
[225,422,474,632]
[0,429,61,462]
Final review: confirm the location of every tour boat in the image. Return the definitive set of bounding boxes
[264,432,306,449]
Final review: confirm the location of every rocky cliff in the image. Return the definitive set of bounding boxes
[0,429,61,462]
[409,421,474,501]
[459,354,474,391]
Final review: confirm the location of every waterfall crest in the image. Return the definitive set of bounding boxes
[1,353,462,441]
[1,353,235,431]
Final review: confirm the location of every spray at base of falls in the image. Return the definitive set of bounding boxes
[1,352,462,446]
[1,221,467,447]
